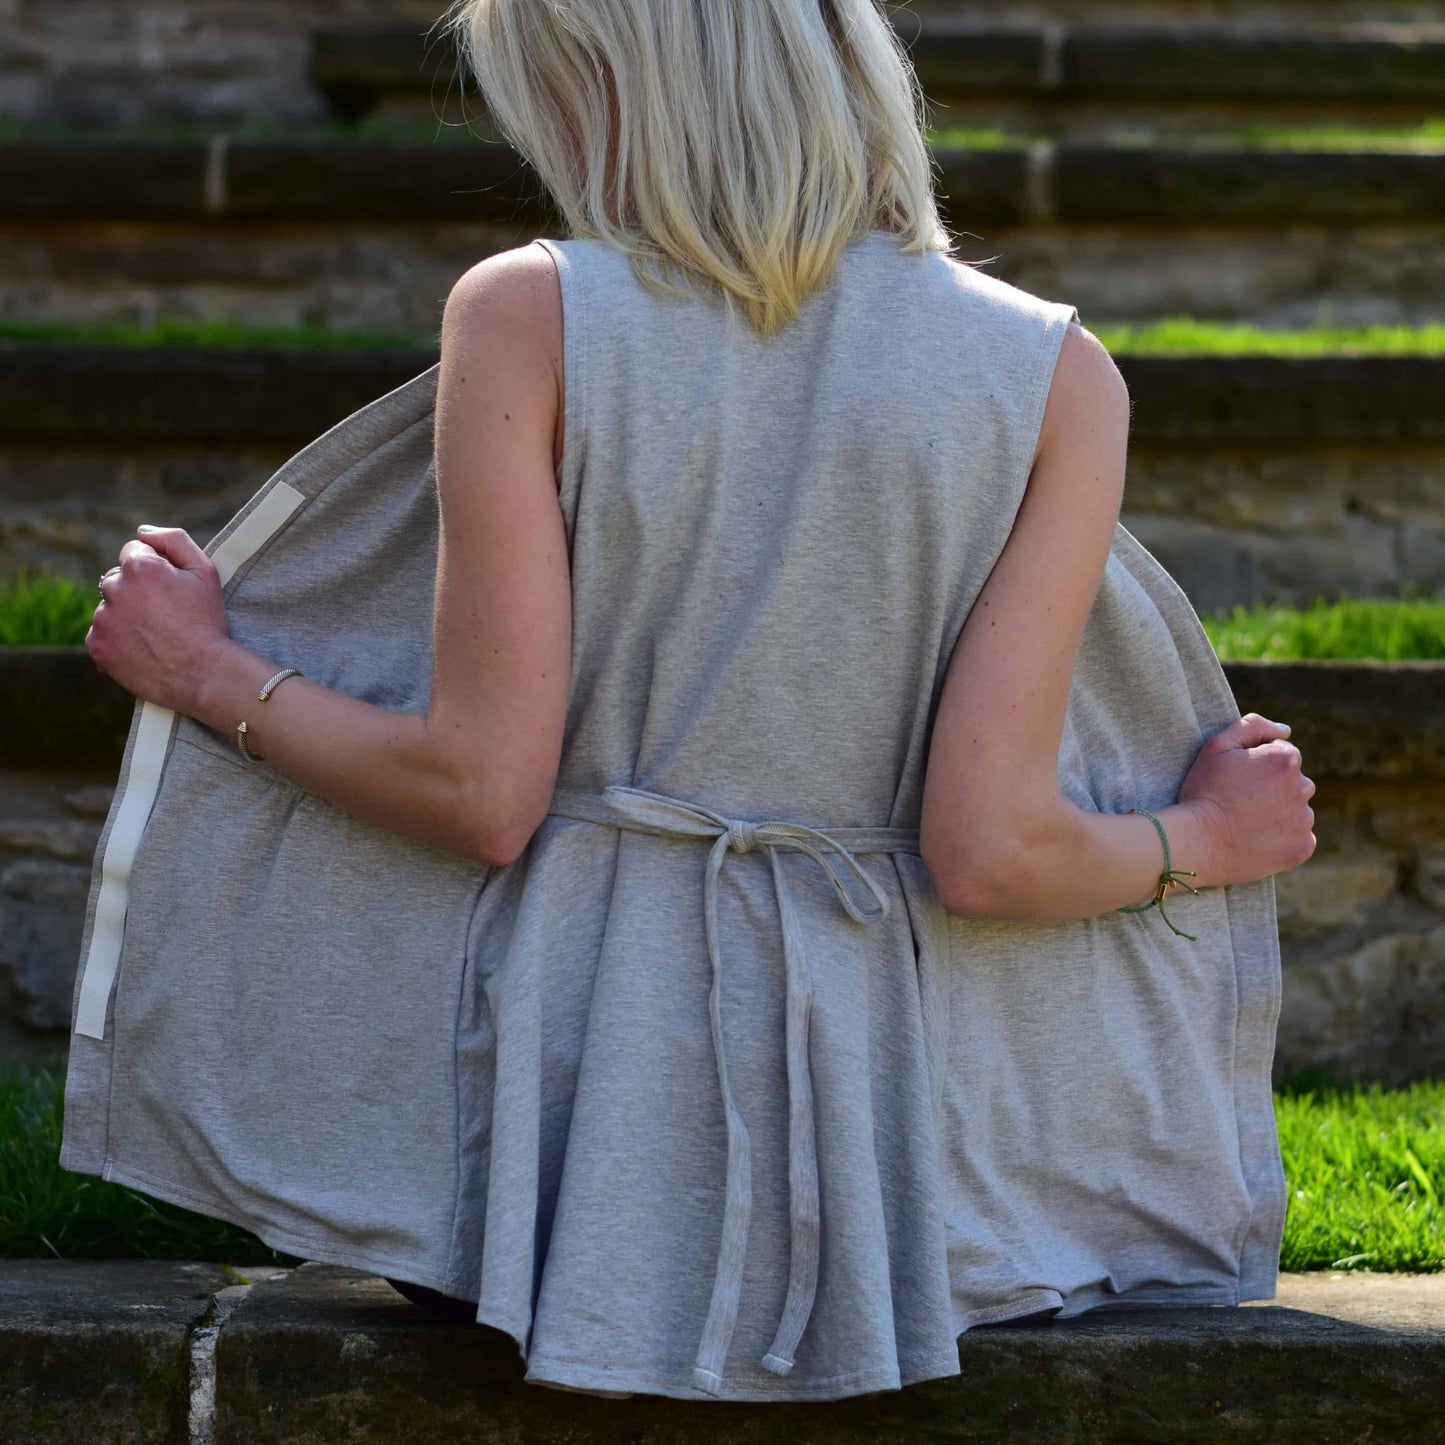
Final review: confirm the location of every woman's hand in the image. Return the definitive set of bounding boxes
[1176,713,1318,888]
[86,524,232,717]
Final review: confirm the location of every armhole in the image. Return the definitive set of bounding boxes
[1023,300,1080,476]
[532,237,587,537]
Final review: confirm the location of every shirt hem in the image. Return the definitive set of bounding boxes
[523,1348,964,1403]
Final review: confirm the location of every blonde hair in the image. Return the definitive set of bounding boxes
[435,0,956,339]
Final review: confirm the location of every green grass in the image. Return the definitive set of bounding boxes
[0,568,99,647]
[1,1058,302,1266]
[1275,1073,1444,1273]
[1089,318,1445,357]
[1201,591,1445,661]
[7,314,1445,357]
[926,120,1445,151]
[0,114,502,147]
[0,316,435,351]
[1,114,1442,152]
[3,1056,1439,1269]
[7,568,1443,657]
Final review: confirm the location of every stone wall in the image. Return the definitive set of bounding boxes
[0,0,444,129]
[6,436,1441,616]
[3,656,1442,1085]
[7,0,1445,133]
[3,218,1444,335]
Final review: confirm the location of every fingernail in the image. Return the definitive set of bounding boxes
[138,524,155,531]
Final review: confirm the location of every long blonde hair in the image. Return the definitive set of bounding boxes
[436,0,955,338]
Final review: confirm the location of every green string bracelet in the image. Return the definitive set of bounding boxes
[1116,805,1201,941]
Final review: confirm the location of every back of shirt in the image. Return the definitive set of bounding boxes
[535,232,1079,830]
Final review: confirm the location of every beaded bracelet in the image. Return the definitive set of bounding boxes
[1116,805,1201,941]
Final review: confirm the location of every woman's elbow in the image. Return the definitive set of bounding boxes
[924,832,1029,920]
[462,805,543,869]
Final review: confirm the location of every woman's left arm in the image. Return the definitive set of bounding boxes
[87,246,572,869]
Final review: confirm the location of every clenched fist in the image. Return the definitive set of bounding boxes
[88,524,231,716]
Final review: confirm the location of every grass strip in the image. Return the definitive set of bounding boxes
[3,1057,1438,1269]
[0,569,100,647]
[6,570,1442,657]
[0,115,1443,151]
[1200,591,1445,661]
[1275,1072,1444,1273]
[925,120,1445,151]
[6,316,1445,357]
[0,317,434,351]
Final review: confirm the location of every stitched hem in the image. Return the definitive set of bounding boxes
[92,1155,456,1294]
[956,1287,1065,1328]
[523,1348,962,1404]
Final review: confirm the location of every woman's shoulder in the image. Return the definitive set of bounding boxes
[929,250,1075,328]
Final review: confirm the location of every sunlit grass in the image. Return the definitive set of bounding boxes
[1275,1073,1444,1273]
[8,315,1445,358]
[0,1058,302,1266]
[2,115,1441,152]
[1090,318,1445,356]
[0,316,433,351]
[1201,591,1445,661]
[0,568,99,647]
[925,120,1445,151]
[5,569,1445,659]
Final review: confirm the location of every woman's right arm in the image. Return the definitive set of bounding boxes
[919,321,1312,923]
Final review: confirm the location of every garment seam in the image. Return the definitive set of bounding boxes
[92,1155,453,1285]
[523,1351,953,1396]
[443,870,495,1292]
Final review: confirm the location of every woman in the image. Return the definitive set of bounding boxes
[77,0,1314,1405]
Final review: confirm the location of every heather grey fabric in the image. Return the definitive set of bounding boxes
[60,231,1286,1403]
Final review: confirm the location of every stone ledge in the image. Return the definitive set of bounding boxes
[312,21,1445,108]
[6,135,1445,225]
[2,1260,1442,1443]
[2,648,1440,780]
[0,1258,231,1445]
[4,345,1445,447]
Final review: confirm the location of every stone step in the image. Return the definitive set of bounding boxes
[6,131,1442,332]
[4,342,1443,446]
[3,648,1438,779]
[1,1259,1442,1443]
[7,132,1444,226]
[2,342,1442,613]
[313,17,1445,131]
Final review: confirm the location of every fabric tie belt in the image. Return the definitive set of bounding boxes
[546,783,922,1395]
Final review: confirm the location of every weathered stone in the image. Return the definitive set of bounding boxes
[0,816,101,862]
[1370,801,1445,849]
[1217,661,1445,785]
[1274,850,1399,936]
[0,137,210,218]
[1119,356,1445,445]
[5,216,1445,333]
[1061,28,1445,103]
[1411,844,1445,912]
[0,1258,229,1445]
[1056,146,1445,225]
[1277,924,1445,1083]
[0,856,89,1030]
[223,138,558,223]
[1119,512,1411,615]
[61,782,114,817]
[0,344,437,445]
[207,1261,1445,1443]
[0,648,136,770]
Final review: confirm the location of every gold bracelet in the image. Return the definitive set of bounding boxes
[236,667,303,764]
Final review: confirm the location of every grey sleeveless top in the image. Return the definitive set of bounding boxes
[60,231,1286,1403]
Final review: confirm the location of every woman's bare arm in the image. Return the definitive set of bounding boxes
[180,244,572,867]
[919,321,1223,923]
